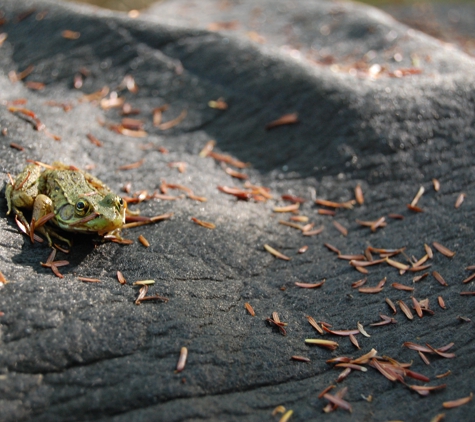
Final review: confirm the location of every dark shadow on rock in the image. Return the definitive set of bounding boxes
[9,233,97,276]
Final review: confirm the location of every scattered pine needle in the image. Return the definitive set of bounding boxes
[295,280,325,289]
[0,270,8,284]
[244,302,255,316]
[118,158,145,171]
[432,242,455,258]
[355,184,364,204]
[305,339,339,350]
[78,276,101,283]
[264,244,291,261]
[62,30,81,39]
[443,393,473,409]
[176,347,188,373]
[265,112,299,130]
[117,271,126,284]
[138,234,150,247]
[191,217,215,229]
[455,193,465,209]
[158,109,187,130]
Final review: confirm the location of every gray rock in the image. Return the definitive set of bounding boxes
[0,0,474,420]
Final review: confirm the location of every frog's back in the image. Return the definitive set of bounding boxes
[40,168,111,207]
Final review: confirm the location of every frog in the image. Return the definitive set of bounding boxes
[6,162,126,246]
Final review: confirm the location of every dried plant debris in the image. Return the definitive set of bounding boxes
[385,298,397,314]
[322,387,352,413]
[462,272,475,284]
[321,325,359,336]
[279,221,305,231]
[77,276,101,283]
[40,248,69,278]
[398,300,414,320]
[208,98,228,110]
[403,342,455,359]
[305,339,339,350]
[274,203,300,213]
[370,314,397,326]
[355,184,364,205]
[352,278,367,288]
[0,270,9,285]
[272,406,286,416]
[117,271,126,285]
[295,280,325,289]
[410,186,425,207]
[191,217,216,229]
[117,159,145,171]
[306,316,324,334]
[432,271,448,286]
[175,347,188,373]
[442,393,473,408]
[267,312,287,336]
[134,284,168,305]
[359,277,386,294]
[302,226,324,236]
[158,109,187,130]
[333,220,348,236]
[62,30,80,39]
[244,303,255,316]
[357,322,370,337]
[278,409,294,422]
[324,243,340,254]
[392,282,414,291]
[264,244,290,261]
[137,234,150,247]
[282,194,306,203]
[265,112,299,130]
[291,355,310,363]
[455,193,465,208]
[432,242,455,258]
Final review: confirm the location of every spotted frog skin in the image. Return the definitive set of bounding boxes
[6,162,126,246]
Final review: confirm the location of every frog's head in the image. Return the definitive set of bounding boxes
[56,193,126,233]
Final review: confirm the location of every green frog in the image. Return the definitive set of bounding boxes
[6,162,126,246]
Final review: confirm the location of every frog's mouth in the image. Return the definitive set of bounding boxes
[62,211,122,233]
[68,212,101,227]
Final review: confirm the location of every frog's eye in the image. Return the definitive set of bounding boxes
[75,200,89,216]
[116,197,124,211]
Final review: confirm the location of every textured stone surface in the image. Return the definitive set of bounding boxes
[382,2,475,56]
[0,0,474,421]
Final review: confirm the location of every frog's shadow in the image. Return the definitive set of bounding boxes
[9,225,98,277]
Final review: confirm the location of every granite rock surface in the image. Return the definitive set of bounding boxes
[0,0,474,421]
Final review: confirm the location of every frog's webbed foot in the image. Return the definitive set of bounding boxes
[9,206,37,243]
[35,225,72,248]
[11,207,30,229]
[102,228,123,240]
[101,228,133,245]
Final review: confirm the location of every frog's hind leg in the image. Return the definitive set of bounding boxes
[6,183,13,215]
[7,164,42,225]
[6,187,33,232]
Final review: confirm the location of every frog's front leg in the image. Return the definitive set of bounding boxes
[32,194,71,247]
